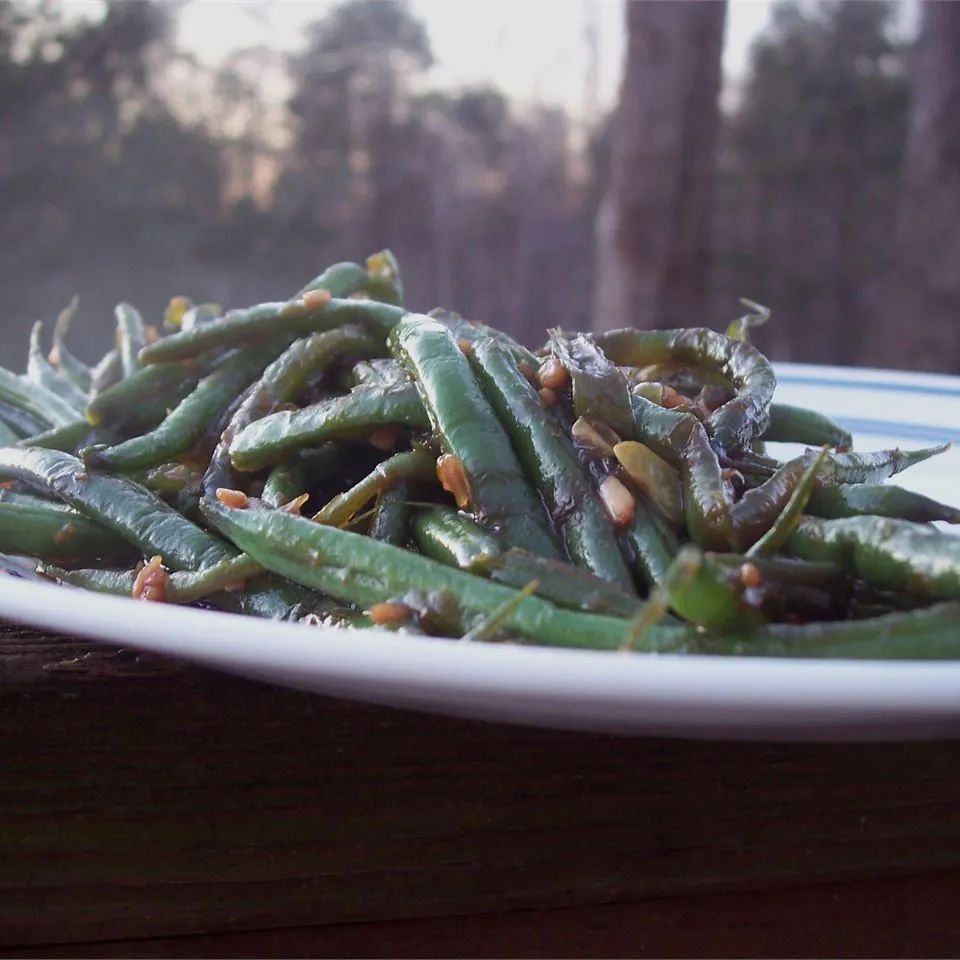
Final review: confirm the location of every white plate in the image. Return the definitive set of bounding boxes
[3,362,960,742]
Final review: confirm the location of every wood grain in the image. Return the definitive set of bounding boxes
[3,623,960,951]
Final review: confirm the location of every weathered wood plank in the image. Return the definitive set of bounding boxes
[3,624,960,947]
[6,870,960,958]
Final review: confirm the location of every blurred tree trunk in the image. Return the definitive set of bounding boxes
[593,0,726,331]
[870,1,960,371]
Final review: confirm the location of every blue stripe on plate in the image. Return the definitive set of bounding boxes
[778,372,960,399]
[835,417,960,445]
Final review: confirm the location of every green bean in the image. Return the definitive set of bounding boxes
[664,547,763,632]
[89,348,122,397]
[472,337,633,587]
[744,446,828,556]
[479,548,644,617]
[0,500,135,564]
[630,393,734,551]
[818,444,949,484]
[412,505,501,570]
[16,419,94,452]
[262,462,307,508]
[461,580,541,643]
[27,323,88,413]
[693,603,960,660]
[143,462,203,497]
[351,358,410,388]
[39,553,262,603]
[202,497,687,651]
[84,342,285,472]
[230,382,429,472]
[391,318,562,559]
[428,307,540,369]
[314,448,436,526]
[787,516,960,602]
[370,483,410,545]
[297,261,369,297]
[764,403,852,449]
[86,361,204,428]
[50,297,92,393]
[725,299,770,343]
[806,483,960,524]
[548,330,633,438]
[140,298,403,365]
[0,419,21,445]
[203,324,380,494]
[0,365,80,428]
[598,327,776,452]
[364,249,404,306]
[622,494,681,589]
[0,401,47,438]
[115,303,148,378]
[0,447,233,570]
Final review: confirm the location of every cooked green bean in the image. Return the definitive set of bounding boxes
[390,314,562,559]
[472,337,633,588]
[16,419,94,452]
[412,505,501,570]
[204,324,380,494]
[27,323,88,413]
[262,462,307,509]
[0,419,21,445]
[596,327,777,453]
[202,497,684,652]
[84,342,286,472]
[0,447,232,570]
[548,331,633,438]
[50,297,92,393]
[115,303,148,378]
[0,366,79,428]
[86,360,204,428]
[370,483,411,545]
[140,298,403,365]
[764,403,852,449]
[787,516,960,603]
[315,448,436,526]
[230,382,429,472]
[806,483,960,524]
[0,499,135,564]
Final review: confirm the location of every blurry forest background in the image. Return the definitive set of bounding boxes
[1,0,958,370]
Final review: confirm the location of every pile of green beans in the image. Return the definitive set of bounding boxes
[2,254,959,659]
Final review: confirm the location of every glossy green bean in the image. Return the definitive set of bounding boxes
[262,462,307,508]
[788,515,960,601]
[0,447,233,570]
[17,419,94,452]
[84,343,285,472]
[39,553,261,603]
[623,494,681,588]
[693,603,960,660]
[0,419,20,445]
[86,361,203,428]
[0,500,135,564]
[230,383,429,472]
[391,315,562,558]
[202,498,686,652]
[598,327,776,452]
[50,297,92,393]
[630,394,733,551]
[548,331,633,438]
[370,483,410,545]
[140,298,403,365]
[314,448,436,526]
[743,447,828,556]
[764,403,852,449]
[115,303,147,378]
[203,324,380,494]
[472,337,633,586]
[89,348,122,396]
[806,483,960,524]
[411,505,501,569]
[0,366,79,428]
[27,323,88,412]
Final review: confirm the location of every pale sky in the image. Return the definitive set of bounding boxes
[171,0,775,117]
